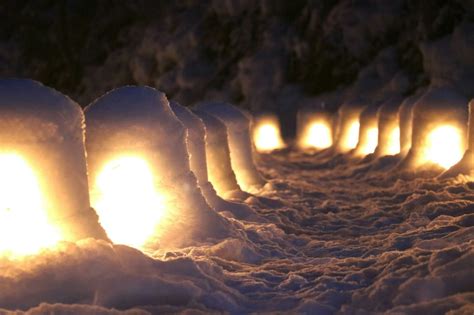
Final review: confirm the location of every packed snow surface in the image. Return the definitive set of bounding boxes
[0,148,473,314]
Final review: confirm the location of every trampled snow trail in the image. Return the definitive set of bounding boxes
[0,149,473,314]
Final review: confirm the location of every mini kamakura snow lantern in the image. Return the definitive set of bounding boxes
[193,109,245,199]
[333,102,365,153]
[171,102,255,219]
[85,87,228,249]
[440,99,474,177]
[252,113,285,153]
[196,102,266,193]
[0,79,107,257]
[353,105,379,157]
[296,108,333,150]
[402,86,468,169]
[374,97,401,157]
[398,92,423,157]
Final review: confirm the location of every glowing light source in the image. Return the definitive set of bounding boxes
[300,121,333,149]
[386,127,401,155]
[253,116,285,153]
[91,156,165,248]
[0,153,60,257]
[421,125,464,169]
[358,127,379,155]
[342,120,360,150]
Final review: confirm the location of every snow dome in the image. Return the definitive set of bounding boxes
[333,101,366,153]
[402,86,469,169]
[440,99,474,177]
[353,105,379,157]
[193,109,245,199]
[170,102,256,219]
[85,86,229,249]
[251,113,285,153]
[195,102,266,193]
[398,92,424,157]
[0,79,108,257]
[374,97,402,157]
[296,108,333,150]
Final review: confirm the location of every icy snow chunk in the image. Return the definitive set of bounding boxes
[85,86,231,249]
[195,101,266,193]
[0,79,108,246]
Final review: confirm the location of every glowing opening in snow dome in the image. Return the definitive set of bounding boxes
[0,153,61,257]
[253,116,285,152]
[386,127,401,155]
[341,120,360,151]
[358,127,379,156]
[91,155,165,248]
[420,125,465,169]
[299,120,333,149]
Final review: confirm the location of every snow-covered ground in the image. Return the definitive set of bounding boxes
[0,148,473,314]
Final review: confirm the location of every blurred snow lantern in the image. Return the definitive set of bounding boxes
[85,87,228,249]
[402,87,468,169]
[0,79,108,257]
[170,102,255,218]
[373,97,402,157]
[193,110,246,199]
[333,102,365,153]
[398,92,424,157]
[296,108,333,150]
[195,102,266,193]
[251,113,285,153]
[440,99,474,177]
[353,105,379,157]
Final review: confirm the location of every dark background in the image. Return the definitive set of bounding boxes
[0,0,473,137]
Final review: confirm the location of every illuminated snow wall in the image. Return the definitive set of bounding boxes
[333,102,365,153]
[0,79,108,256]
[85,86,229,249]
[402,86,468,169]
[353,105,379,157]
[170,102,256,219]
[193,110,244,199]
[296,108,333,150]
[374,98,401,157]
[196,102,266,193]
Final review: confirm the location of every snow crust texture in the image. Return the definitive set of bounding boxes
[0,146,473,314]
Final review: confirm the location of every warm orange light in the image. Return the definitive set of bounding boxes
[359,127,378,155]
[0,153,61,257]
[420,125,464,169]
[386,127,401,155]
[253,121,285,152]
[91,156,166,249]
[300,121,333,149]
[341,120,360,151]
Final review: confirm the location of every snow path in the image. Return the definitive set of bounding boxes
[0,149,473,314]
